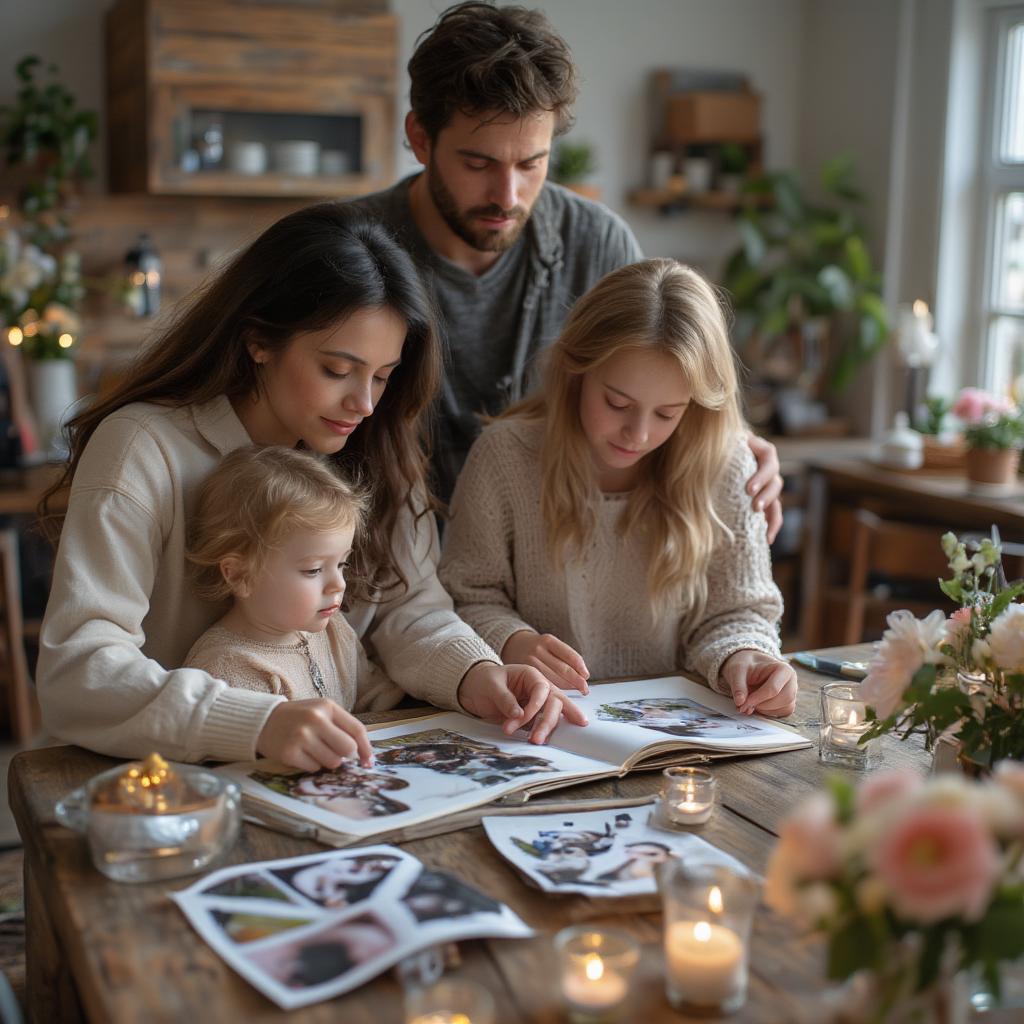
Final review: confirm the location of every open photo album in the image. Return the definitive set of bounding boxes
[172,845,531,1010]
[217,675,811,846]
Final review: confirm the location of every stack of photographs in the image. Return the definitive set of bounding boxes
[172,845,532,1009]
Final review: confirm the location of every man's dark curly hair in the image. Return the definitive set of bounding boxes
[408,1,578,140]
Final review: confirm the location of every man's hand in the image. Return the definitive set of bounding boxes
[502,630,590,694]
[719,649,798,718]
[745,433,784,544]
[256,699,374,771]
[457,661,588,743]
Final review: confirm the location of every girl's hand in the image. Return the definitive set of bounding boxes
[256,699,375,771]
[720,649,798,718]
[745,433,784,544]
[501,630,590,694]
[457,662,589,744]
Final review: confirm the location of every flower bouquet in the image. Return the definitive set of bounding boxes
[765,767,1024,1022]
[860,532,1024,770]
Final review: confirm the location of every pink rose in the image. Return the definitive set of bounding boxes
[871,804,999,924]
[765,794,841,921]
[856,769,923,815]
[953,387,1015,424]
[994,759,1024,800]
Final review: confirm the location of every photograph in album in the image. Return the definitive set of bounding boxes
[217,676,811,845]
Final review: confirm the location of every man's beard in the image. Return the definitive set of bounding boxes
[427,156,530,253]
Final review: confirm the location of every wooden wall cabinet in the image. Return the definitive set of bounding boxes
[105,0,396,197]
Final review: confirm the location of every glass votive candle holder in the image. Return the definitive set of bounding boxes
[660,766,716,827]
[404,977,496,1024]
[555,925,639,1024]
[661,859,759,1016]
[819,681,873,768]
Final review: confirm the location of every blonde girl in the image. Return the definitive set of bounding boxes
[184,446,403,766]
[439,258,796,717]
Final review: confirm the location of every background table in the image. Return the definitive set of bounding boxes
[9,648,932,1023]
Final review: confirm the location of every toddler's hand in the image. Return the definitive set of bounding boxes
[256,699,374,772]
[456,662,588,744]
[720,649,798,718]
[501,630,590,694]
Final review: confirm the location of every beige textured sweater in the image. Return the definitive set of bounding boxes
[37,396,498,764]
[439,418,783,693]
[183,615,402,711]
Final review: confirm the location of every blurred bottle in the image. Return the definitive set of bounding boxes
[124,233,162,317]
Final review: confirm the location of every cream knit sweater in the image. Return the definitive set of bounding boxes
[439,418,783,693]
[37,396,499,764]
[184,615,402,710]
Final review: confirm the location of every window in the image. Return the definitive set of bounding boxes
[980,7,1024,396]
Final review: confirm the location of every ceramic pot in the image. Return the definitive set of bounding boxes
[965,446,1020,485]
[27,358,77,458]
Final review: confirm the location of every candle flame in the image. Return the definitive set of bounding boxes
[694,921,712,943]
[708,886,723,914]
[847,709,861,727]
[584,953,604,981]
[913,299,929,317]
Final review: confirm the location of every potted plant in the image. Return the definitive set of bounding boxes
[723,156,889,401]
[0,55,96,457]
[952,387,1024,485]
[716,142,748,196]
[550,139,600,201]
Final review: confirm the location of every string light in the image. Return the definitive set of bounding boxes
[58,333,73,349]
[6,327,22,346]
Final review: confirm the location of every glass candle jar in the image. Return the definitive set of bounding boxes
[819,682,872,768]
[661,859,758,1015]
[555,926,639,1024]
[660,766,716,826]
[404,977,495,1024]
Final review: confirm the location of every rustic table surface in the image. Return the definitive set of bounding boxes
[6,646,959,1023]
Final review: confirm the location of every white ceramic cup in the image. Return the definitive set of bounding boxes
[228,141,267,175]
[320,149,352,176]
[272,140,320,176]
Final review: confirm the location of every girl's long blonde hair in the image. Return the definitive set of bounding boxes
[506,258,744,619]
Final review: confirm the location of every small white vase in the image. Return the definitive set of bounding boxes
[27,358,78,459]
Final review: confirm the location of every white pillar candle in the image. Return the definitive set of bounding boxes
[665,920,745,1006]
[669,798,713,825]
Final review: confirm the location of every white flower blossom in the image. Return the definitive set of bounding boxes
[861,609,948,718]
[986,604,1024,674]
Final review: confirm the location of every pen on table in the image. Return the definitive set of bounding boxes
[790,651,869,681]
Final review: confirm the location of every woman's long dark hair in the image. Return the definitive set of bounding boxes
[41,202,442,602]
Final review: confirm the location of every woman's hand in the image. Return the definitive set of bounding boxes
[745,433,784,544]
[719,649,798,718]
[457,662,589,744]
[256,699,374,771]
[501,630,590,694]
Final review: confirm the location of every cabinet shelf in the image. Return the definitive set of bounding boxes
[628,188,769,213]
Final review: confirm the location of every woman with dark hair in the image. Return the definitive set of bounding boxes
[36,203,585,769]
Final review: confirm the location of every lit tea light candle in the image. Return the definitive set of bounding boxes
[819,682,872,767]
[403,978,494,1024]
[665,919,745,1008]
[661,766,716,826]
[408,1015,472,1024]
[556,927,638,1023]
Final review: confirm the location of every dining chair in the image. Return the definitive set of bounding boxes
[825,506,953,646]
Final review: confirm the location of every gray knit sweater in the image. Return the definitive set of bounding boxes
[438,418,783,691]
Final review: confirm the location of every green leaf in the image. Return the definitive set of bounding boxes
[818,265,855,310]
[939,579,964,603]
[739,218,767,268]
[827,917,879,979]
[844,236,871,282]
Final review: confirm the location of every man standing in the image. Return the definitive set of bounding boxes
[349,1,782,534]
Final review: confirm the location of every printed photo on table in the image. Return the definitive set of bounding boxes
[245,911,397,991]
[271,853,403,909]
[210,910,315,944]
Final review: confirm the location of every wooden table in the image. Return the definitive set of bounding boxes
[9,648,930,1023]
